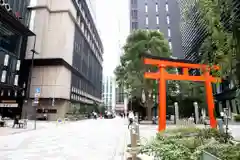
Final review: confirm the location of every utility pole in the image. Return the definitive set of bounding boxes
[25,36,39,130]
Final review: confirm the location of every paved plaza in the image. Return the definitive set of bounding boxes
[0,120,59,136]
[0,118,239,160]
[0,118,127,160]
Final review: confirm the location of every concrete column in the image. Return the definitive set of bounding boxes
[174,102,179,124]
[193,102,199,124]
[231,99,237,114]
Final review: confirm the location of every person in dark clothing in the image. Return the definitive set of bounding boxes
[12,116,19,128]
[128,111,134,129]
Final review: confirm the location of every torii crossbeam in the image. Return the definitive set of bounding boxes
[143,54,221,132]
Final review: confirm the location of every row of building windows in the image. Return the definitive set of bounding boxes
[0,89,25,97]
[115,87,124,104]
[71,93,94,104]
[0,49,20,86]
[75,0,103,63]
[165,1,172,50]
[134,1,172,50]
[73,27,102,97]
[145,3,159,13]
[71,73,101,100]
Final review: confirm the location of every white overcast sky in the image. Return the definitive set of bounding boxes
[96,0,130,76]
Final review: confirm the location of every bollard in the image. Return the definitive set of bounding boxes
[130,123,137,160]
[174,102,179,124]
[193,102,199,124]
[217,119,224,134]
[134,120,140,144]
[134,116,140,144]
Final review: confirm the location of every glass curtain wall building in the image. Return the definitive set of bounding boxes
[178,0,240,115]
[102,76,115,111]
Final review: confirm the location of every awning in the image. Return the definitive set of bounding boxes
[0,7,35,36]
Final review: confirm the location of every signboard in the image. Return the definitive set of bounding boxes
[34,93,40,98]
[34,88,41,104]
[36,88,41,93]
[0,103,18,108]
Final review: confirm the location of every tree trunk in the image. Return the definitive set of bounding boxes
[146,98,153,120]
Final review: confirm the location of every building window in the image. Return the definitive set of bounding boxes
[145,17,148,25]
[131,10,138,19]
[156,16,159,25]
[168,28,171,37]
[145,4,148,12]
[166,4,169,12]
[156,3,158,12]
[131,0,137,5]
[4,54,9,66]
[166,16,170,24]
[157,28,160,32]
[132,22,138,29]
[14,75,19,86]
[1,70,6,82]
[169,42,172,50]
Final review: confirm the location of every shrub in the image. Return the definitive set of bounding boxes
[141,127,238,160]
[234,114,240,122]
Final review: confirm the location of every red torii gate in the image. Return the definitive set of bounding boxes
[143,54,221,132]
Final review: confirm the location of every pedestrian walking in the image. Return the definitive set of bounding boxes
[128,111,134,129]
[220,111,225,122]
[92,111,97,120]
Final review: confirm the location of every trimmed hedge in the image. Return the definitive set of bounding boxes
[140,127,240,160]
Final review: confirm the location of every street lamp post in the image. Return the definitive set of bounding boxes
[25,36,39,130]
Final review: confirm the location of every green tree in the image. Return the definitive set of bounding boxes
[114,29,172,119]
[197,0,237,82]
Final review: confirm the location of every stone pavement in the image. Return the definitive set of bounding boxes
[0,117,127,160]
[0,120,65,136]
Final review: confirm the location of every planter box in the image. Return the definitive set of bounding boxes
[201,151,221,160]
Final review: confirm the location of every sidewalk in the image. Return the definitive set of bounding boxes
[0,120,68,136]
[124,123,156,160]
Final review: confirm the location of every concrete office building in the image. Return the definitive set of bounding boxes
[22,0,103,120]
[102,76,115,111]
[130,0,184,58]
[0,0,35,118]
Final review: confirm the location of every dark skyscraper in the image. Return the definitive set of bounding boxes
[0,0,34,118]
[130,0,184,58]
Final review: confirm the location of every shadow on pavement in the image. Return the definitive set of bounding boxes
[127,157,142,160]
